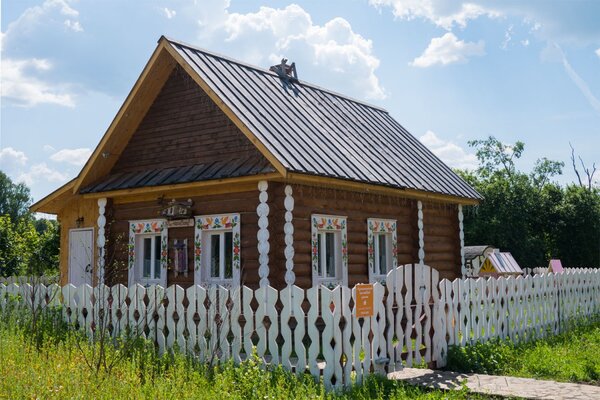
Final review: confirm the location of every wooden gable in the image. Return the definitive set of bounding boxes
[110,66,270,175]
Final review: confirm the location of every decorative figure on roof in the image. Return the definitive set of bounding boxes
[269,58,298,82]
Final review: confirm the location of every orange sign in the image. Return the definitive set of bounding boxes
[355,284,374,318]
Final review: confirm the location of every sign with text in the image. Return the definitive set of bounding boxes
[355,284,374,318]
[167,218,194,228]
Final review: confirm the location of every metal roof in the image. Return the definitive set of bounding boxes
[166,38,482,200]
[487,252,523,275]
[81,157,275,194]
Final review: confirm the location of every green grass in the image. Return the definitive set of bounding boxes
[0,306,493,399]
[446,316,600,384]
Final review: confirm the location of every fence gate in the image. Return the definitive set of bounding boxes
[385,263,441,369]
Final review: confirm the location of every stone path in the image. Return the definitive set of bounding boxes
[387,368,600,399]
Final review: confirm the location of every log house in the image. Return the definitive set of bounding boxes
[31,36,481,289]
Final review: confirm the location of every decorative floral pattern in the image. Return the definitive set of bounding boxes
[128,220,168,271]
[367,218,398,283]
[194,214,241,284]
[311,214,348,287]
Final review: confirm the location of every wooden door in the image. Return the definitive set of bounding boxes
[69,228,94,286]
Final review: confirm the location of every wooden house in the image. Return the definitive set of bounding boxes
[31,36,481,289]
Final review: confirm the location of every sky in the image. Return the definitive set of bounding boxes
[1,0,599,204]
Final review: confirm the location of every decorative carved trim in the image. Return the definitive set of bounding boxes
[367,218,398,284]
[459,204,466,278]
[193,213,241,286]
[97,198,107,284]
[284,185,295,287]
[311,214,348,288]
[417,201,425,264]
[257,181,270,288]
[127,219,168,287]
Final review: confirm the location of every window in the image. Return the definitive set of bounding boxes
[311,215,348,287]
[367,219,397,284]
[128,220,168,287]
[140,234,162,283]
[194,214,240,287]
[374,233,391,275]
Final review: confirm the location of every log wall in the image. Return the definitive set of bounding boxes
[74,182,461,289]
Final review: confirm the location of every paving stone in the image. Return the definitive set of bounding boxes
[387,368,600,399]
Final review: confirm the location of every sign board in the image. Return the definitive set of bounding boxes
[167,218,195,228]
[355,284,374,318]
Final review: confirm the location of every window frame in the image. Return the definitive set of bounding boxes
[194,213,241,288]
[367,218,398,284]
[128,219,168,287]
[311,214,348,288]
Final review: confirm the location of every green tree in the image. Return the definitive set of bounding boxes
[0,171,32,222]
[459,136,599,268]
[0,171,60,276]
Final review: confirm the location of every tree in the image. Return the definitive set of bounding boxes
[0,171,60,277]
[458,136,599,268]
[0,171,32,222]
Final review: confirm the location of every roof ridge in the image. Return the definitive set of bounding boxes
[161,36,389,113]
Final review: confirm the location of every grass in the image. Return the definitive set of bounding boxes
[445,316,600,385]
[0,305,493,399]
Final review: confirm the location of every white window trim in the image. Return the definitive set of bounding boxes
[311,214,348,288]
[128,219,168,287]
[194,213,241,288]
[367,218,398,284]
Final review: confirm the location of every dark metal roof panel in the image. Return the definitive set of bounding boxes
[80,158,275,194]
[168,39,481,200]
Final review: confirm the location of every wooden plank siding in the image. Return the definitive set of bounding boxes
[110,66,268,175]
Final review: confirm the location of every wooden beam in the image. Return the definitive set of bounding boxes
[280,173,480,205]
[82,172,281,200]
[111,182,259,204]
[30,179,76,214]
[162,41,288,178]
[73,42,177,194]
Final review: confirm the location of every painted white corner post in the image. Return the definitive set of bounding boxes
[417,200,425,264]
[458,204,466,278]
[284,185,295,287]
[97,198,107,284]
[257,181,270,288]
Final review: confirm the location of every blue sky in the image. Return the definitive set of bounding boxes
[1,0,599,203]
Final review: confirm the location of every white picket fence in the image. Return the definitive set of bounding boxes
[1,265,599,388]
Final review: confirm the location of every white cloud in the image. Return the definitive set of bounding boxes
[556,45,600,115]
[419,130,478,170]
[50,148,92,166]
[164,7,176,19]
[501,25,513,50]
[64,19,83,32]
[369,0,500,30]
[43,144,56,153]
[17,163,69,186]
[596,48,600,58]
[191,2,385,100]
[0,147,28,167]
[521,39,530,47]
[410,32,485,67]
[1,0,81,108]
[1,58,75,107]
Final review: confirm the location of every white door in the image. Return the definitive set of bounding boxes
[69,228,94,286]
